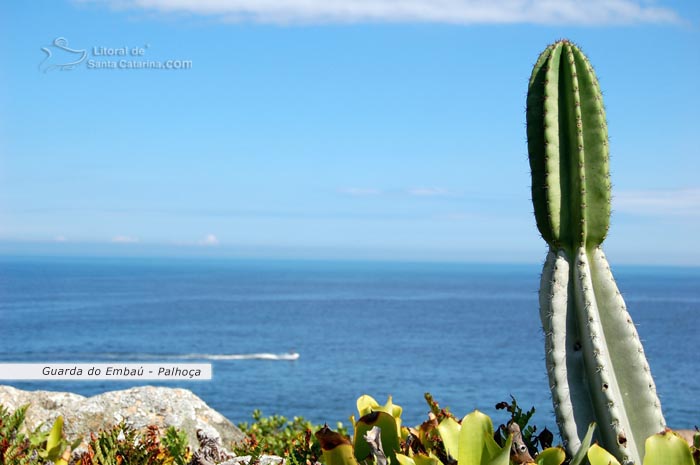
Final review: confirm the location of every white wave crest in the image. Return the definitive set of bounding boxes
[179,352,300,361]
[16,352,300,361]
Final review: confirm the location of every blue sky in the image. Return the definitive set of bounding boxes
[0,0,698,264]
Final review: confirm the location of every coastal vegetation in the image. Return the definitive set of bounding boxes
[233,409,347,465]
[315,395,698,465]
[2,394,697,465]
[0,404,191,465]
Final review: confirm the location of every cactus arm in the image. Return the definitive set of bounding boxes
[540,249,595,455]
[527,41,611,253]
[588,248,665,453]
[574,247,636,463]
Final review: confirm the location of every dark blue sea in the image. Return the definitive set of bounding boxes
[0,256,698,432]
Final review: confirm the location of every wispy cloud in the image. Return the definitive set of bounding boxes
[199,233,220,246]
[340,186,457,197]
[54,235,68,242]
[614,188,700,216]
[408,187,452,197]
[82,0,681,25]
[339,187,383,196]
[111,235,140,243]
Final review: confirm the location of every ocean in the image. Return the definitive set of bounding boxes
[0,256,697,433]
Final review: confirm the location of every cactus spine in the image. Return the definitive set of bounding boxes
[526,40,665,465]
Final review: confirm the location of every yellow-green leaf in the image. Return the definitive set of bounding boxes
[46,416,64,456]
[321,443,358,465]
[487,434,511,465]
[357,395,380,418]
[395,453,416,465]
[397,453,440,465]
[316,426,358,465]
[414,453,440,465]
[383,396,403,420]
[354,411,400,464]
[437,417,461,460]
[536,447,566,465]
[458,410,502,465]
[70,437,83,450]
[587,444,621,465]
[571,423,597,465]
[644,431,694,465]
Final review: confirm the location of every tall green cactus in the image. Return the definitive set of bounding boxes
[526,40,666,465]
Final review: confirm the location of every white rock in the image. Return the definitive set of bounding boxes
[0,385,244,449]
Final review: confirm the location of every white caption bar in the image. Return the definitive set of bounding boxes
[0,363,212,380]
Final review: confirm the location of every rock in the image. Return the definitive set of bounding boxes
[189,429,284,465]
[190,428,235,464]
[0,385,245,449]
[220,455,285,465]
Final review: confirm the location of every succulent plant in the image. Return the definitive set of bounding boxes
[588,430,696,465]
[526,39,666,464]
[318,395,567,465]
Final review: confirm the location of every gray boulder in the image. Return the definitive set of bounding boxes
[0,385,244,449]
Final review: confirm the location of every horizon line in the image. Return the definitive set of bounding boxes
[1,250,698,270]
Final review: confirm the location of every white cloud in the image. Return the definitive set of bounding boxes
[111,235,140,243]
[200,233,220,246]
[54,235,68,242]
[83,0,681,25]
[613,188,700,216]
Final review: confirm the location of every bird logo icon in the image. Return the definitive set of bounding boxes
[39,37,87,73]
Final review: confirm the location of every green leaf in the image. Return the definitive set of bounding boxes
[571,423,597,465]
[382,396,403,420]
[382,396,403,432]
[46,416,64,455]
[354,411,400,465]
[71,437,83,450]
[458,410,503,465]
[395,453,417,465]
[316,427,358,465]
[356,395,403,432]
[29,424,48,447]
[46,443,64,460]
[357,395,380,418]
[644,431,694,465]
[437,417,461,460]
[487,434,512,465]
[536,447,566,465]
[587,444,621,465]
[396,453,440,465]
[322,442,358,465]
[414,454,441,465]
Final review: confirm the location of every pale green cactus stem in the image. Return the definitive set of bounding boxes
[526,40,666,465]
